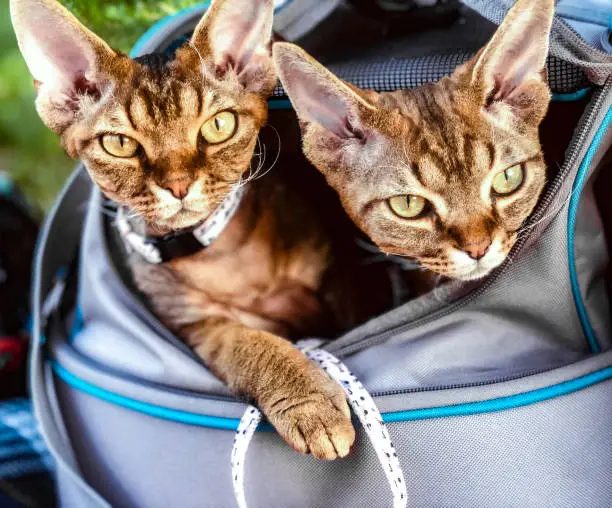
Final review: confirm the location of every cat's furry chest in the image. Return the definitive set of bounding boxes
[131,177,333,337]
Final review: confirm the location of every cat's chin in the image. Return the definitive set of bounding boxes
[452,265,497,281]
[450,255,507,281]
[155,209,209,232]
[443,239,510,281]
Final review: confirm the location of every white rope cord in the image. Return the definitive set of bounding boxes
[231,343,407,508]
[231,406,262,508]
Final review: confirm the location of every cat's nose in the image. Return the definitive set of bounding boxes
[164,178,192,200]
[463,237,492,260]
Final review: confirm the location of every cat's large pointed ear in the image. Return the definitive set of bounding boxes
[273,42,375,139]
[469,0,554,117]
[10,0,117,133]
[190,0,276,94]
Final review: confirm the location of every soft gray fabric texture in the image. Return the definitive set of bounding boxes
[52,365,612,508]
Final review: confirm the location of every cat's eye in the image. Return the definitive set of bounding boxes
[388,195,427,219]
[200,111,237,144]
[100,134,139,158]
[492,164,524,195]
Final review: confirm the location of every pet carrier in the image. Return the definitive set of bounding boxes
[31,1,612,506]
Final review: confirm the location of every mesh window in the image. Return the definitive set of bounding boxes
[272,52,589,97]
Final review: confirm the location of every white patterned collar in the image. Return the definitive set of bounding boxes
[115,185,245,264]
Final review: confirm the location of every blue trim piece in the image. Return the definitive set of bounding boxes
[268,99,293,110]
[551,88,591,102]
[130,2,212,58]
[52,358,612,431]
[68,306,84,345]
[567,103,612,354]
[25,314,33,336]
[556,6,610,27]
[51,360,243,431]
[383,366,612,422]
[0,173,14,198]
[56,266,67,280]
[274,0,295,15]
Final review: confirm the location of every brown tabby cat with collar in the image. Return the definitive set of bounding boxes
[275,0,553,281]
[10,0,395,459]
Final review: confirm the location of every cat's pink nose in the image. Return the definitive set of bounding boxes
[164,178,192,200]
[463,237,492,260]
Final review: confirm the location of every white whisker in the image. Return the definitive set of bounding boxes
[187,40,216,83]
[239,125,281,187]
[237,137,266,189]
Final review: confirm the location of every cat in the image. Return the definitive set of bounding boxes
[10,0,395,460]
[273,0,553,281]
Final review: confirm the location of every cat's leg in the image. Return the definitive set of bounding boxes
[182,317,355,460]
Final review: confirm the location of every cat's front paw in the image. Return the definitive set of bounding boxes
[264,370,355,460]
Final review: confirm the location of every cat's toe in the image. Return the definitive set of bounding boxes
[270,396,355,460]
[305,414,355,459]
[298,406,355,460]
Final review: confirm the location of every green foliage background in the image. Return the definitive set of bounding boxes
[0,0,199,209]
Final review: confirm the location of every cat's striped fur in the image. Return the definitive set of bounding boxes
[275,0,553,281]
[11,0,397,459]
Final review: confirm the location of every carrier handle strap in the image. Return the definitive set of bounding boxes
[231,341,408,508]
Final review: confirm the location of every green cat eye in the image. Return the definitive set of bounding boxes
[100,134,139,158]
[201,111,237,144]
[492,164,524,195]
[388,195,427,219]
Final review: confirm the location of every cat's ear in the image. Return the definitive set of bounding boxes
[273,42,374,139]
[469,0,554,116]
[10,0,117,133]
[190,0,276,94]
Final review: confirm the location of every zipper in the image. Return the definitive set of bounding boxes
[331,83,610,359]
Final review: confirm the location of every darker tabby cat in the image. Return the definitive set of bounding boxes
[10,0,392,459]
[274,0,553,281]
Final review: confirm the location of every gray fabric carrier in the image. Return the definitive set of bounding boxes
[30,2,612,507]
